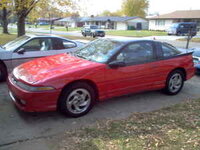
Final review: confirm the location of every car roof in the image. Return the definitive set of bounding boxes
[175,22,196,25]
[25,34,65,39]
[104,37,155,44]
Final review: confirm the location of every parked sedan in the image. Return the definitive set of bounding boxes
[0,34,84,81]
[8,38,195,117]
[81,25,105,38]
[193,50,200,74]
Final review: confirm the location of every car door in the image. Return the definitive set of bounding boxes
[11,38,77,69]
[105,41,157,98]
[11,38,53,69]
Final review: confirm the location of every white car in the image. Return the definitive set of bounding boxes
[0,34,85,81]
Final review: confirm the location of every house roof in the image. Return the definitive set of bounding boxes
[80,16,140,22]
[148,10,200,20]
[57,17,82,22]
[38,18,62,21]
[55,16,145,23]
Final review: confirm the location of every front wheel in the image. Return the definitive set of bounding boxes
[58,82,96,117]
[164,70,184,95]
[176,32,181,36]
[82,33,86,37]
[0,63,7,82]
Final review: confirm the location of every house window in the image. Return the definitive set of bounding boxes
[155,20,165,26]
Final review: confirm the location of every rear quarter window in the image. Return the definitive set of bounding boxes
[161,43,181,57]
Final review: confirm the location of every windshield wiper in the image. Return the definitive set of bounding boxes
[76,54,87,59]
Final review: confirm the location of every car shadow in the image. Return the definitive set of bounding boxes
[13,89,172,122]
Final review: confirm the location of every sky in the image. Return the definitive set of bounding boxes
[79,0,200,16]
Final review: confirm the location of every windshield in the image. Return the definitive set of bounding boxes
[3,35,30,51]
[170,23,179,28]
[74,39,122,63]
[193,51,200,57]
[90,25,98,29]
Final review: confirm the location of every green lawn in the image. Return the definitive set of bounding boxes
[53,27,81,32]
[28,25,81,32]
[178,37,200,43]
[0,34,17,45]
[106,30,167,37]
[56,99,200,150]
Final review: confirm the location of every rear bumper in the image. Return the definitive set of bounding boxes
[7,75,61,112]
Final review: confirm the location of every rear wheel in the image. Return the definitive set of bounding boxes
[92,33,96,38]
[58,82,96,117]
[0,63,7,82]
[164,70,184,95]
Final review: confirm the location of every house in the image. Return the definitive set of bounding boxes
[81,16,148,30]
[37,18,62,25]
[148,10,200,31]
[54,17,84,27]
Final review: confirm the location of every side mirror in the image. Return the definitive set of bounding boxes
[108,61,126,68]
[64,43,76,49]
[17,48,25,54]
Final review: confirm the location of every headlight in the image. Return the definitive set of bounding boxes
[193,57,200,65]
[12,78,55,92]
[18,82,54,92]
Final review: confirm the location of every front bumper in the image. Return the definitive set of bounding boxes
[7,75,62,112]
[95,32,105,37]
[195,66,200,75]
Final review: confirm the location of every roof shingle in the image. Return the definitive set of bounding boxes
[149,10,200,19]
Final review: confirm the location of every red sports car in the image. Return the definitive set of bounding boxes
[8,38,195,117]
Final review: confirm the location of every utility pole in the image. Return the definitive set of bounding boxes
[186,25,196,49]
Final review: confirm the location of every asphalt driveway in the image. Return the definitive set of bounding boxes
[0,75,200,149]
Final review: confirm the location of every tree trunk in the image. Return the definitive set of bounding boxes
[17,16,25,37]
[2,7,9,34]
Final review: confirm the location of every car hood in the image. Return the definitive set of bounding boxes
[13,53,101,84]
[0,48,5,51]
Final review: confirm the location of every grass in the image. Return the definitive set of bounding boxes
[178,38,200,43]
[27,25,81,32]
[106,30,167,37]
[53,27,81,32]
[56,99,200,150]
[0,34,17,45]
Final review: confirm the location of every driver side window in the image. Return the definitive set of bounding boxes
[116,42,154,65]
[20,38,52,52]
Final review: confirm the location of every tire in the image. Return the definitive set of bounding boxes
[58,82,96,117]
[176,32,181,36]
[92,34,96,38]
[0,63,7,82]
[164,70,184,95]
[82,33,86,37]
